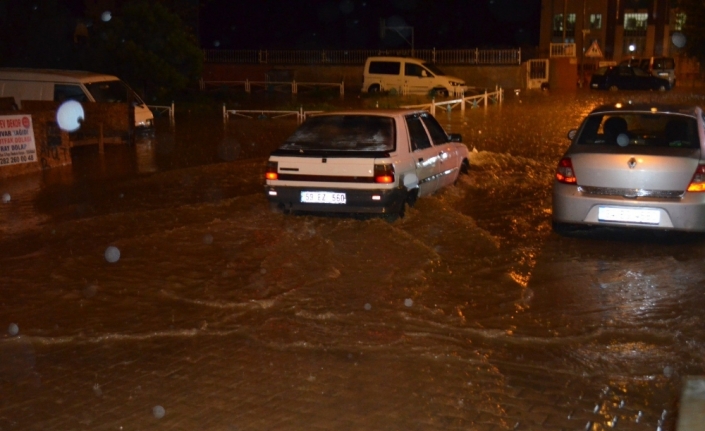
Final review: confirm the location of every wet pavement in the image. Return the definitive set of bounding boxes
[1,87,705,430]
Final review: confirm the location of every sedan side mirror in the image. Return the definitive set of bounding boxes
[448,133,462,143]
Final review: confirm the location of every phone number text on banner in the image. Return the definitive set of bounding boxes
[0,115,38,166]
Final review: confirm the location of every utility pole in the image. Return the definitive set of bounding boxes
[380,20,415,57]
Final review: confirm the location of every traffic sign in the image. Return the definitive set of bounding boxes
[585,40,603,58]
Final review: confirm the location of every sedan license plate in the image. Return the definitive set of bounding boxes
[301,191,346,204]
[598,207,660,224]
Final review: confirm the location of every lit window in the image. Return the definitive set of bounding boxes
[673,12,686,31]
[590,14,602,29]
[624,12,648,30]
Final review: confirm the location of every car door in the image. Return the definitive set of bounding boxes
[420,113,458,188]
[404,62,432,95]
[405,114,442,196]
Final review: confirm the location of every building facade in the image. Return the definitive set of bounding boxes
[539,0,686,63]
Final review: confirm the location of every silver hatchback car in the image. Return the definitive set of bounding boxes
[553,103,705,232]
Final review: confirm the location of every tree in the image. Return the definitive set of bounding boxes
[678,0,705,66]
[82,0,203,102]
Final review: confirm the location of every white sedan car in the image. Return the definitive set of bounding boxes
[265,110,469,218]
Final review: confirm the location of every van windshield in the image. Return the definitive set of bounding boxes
[422,62,447,76]
[85,80,144,105]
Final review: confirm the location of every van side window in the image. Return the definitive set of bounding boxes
[404,63,426,78]
[54,84,88,103]
[405,115,432,151]
[420,114,449,145]
[369,61,400,75]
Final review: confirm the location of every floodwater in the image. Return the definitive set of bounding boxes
[2,88,705,430]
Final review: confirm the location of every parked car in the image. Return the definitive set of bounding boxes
[618,56,676,87]
[553,103,705,232]
[590,65,671,91]
[361,56,468,97]
[265,110,469,218]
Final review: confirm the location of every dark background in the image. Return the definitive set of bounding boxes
[198,0,542,50]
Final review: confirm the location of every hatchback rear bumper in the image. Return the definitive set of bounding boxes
[265,185,407,214]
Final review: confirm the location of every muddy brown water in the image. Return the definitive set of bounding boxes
[1,88,705,430]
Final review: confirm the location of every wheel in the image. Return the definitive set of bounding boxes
[432,88,449,97]
[608,85,619,91]
[368,84,381,93]
[454,159,470,185]
[657,84,667,92]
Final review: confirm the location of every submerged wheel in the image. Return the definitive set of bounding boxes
[608,85,619,91]
[432,88,449,97]
[454,159,470,185]
[657,84,667,92]
[368,84,381,93]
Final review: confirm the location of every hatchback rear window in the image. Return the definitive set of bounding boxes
[577,113,700,149]
[281,115,395,151]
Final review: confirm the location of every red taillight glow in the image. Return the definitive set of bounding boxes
[265,161,278,181]
[687,164,705,192]
[374,164,395,184]
[555,157,577,184]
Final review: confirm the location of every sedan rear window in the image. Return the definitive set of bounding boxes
[280,115,395,151]
[577,113,700,149]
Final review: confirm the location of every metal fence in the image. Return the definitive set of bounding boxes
[203,48,522,65]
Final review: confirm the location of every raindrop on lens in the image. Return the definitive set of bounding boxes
[152,405,165,419]
[104,246,121,263]
[2,193,10,203]
[364,303,372,311]
[101,11,112,22]
[202,233,214,245]
[8,323,19,336]
[404,298,413,307]
[56,100,84,132]
[663,365,674,378]
[672,32,686,48]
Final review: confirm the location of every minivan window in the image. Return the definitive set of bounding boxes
[54,84,88,103]
[369,61,401,75]
[405,63,427,78]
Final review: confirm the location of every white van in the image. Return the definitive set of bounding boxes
[0,68,154,130]
[361,56,468,96]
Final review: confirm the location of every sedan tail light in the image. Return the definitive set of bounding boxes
[265,161,278,180]
[555,157,577,184]
[687,164,705,192]
[374,163,395,184]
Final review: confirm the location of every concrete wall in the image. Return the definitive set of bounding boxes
[203,63,525,91]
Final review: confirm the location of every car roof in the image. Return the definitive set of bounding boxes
[309,109,428,118]
[0,68,120,83]
[588,103,702,118]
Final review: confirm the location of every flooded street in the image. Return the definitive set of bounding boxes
[2,88,705,430]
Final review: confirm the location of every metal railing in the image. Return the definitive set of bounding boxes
[400,87,504,115]
[550,43,576,58]
[203,48,522,65]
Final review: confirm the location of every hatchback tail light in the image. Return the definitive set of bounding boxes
[374,164,395,184]
[555,157,577,184]
[687,164,705,192]
[265,161,278,180]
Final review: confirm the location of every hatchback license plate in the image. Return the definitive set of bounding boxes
[301,191,346,204]
[598,207,660,224]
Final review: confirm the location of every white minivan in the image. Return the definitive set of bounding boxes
[0,68,154,130]
[361,56,468,97]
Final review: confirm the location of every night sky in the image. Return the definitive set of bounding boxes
[198,0,542,50]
